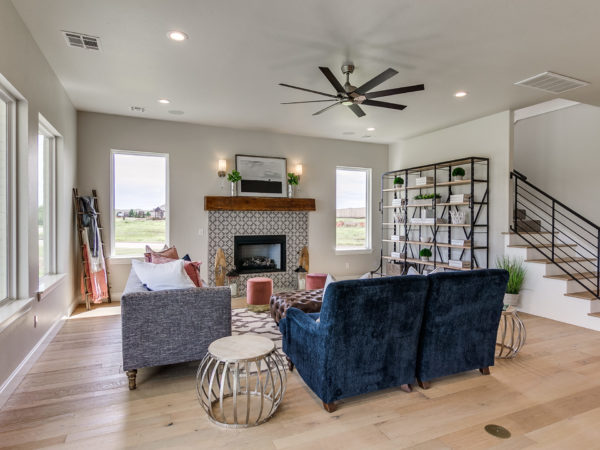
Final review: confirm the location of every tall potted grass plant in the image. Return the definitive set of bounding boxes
[496,256,526,306]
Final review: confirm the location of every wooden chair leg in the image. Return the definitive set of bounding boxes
[417,379,431,390]
[479,367,490,375]
[286,357,294,372]
[323,402,337,413]
[400,384,412,393]
[127,369,137,390]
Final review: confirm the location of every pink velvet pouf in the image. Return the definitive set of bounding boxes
[306,273,328,290]
[246,277,273,312]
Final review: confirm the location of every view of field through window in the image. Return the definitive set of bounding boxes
[113,153,167,256]
[336,167,369,250]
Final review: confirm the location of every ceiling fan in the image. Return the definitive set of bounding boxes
[279,64,424,117]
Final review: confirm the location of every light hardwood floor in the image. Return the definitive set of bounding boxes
[2,304,600,449]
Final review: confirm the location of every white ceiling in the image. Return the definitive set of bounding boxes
[12,0,600,143]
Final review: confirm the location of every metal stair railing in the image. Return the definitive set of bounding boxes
[511,170,599,298]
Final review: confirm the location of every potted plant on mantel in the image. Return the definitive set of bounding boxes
[227,170,242,197]
[420,248,432,262]
[287,173,299,198]
[452,167,466,181]
[496,256,526,306]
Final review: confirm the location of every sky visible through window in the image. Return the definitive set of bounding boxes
[336,168,369,250]
[114,154,166,210]
[336,169,366,209]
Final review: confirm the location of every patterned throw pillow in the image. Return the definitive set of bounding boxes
[144,245,179,262]
[150,254,202,287]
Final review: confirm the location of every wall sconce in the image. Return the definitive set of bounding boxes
[217,159,227,178]
[295,164,303,180]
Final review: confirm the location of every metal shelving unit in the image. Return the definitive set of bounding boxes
[374,157,489,276]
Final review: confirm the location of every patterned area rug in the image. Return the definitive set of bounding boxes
[231,308,282,352]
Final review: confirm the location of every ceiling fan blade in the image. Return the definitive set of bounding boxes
[355,68,399,94]
[362,99,406,110]
[319,67,346,94]
[348,104,366,117]
[281,99,339,104]
[312,102,341,116]
[279,83,338,99]
[366,84,425,99]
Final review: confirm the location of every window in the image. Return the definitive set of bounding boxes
[0,89,12,300]
[38,122,57,278]
[336,166,371,252]
[111,150,169,257]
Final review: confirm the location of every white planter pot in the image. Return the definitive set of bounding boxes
[421,256,430,262]
[453,175,464,181]
[504,293,520,306]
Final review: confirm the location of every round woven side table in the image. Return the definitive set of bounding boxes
[196,335,286,428]
[496,306,526,359]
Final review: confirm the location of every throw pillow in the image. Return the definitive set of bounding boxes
[323,274,336,297]
[359,272,372,279]
[144,245,179,262]
[150,254,202,287]
[406,266,420,276]
[131,259,196,291]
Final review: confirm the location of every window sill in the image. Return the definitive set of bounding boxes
[108,256,144,265]
[0,297,35,334]
[38,273,67,301]
[335,248,373,256]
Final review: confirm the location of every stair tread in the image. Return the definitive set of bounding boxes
[502,231,554,235]
[544,272,597,281]
[526,257,595,264]
[588,312,600,318]
[508,243,576,249]
[564,291,598,300]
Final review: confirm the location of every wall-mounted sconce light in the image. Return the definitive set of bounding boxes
[295,164,303,179]
[217,159,227,177]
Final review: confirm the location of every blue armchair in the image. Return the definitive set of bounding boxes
[279,276,429,412]
[416,269,508,388]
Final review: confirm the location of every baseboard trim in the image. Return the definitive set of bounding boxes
[0,310,68,410]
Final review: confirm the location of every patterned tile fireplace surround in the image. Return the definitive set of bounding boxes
[207,211,309,295]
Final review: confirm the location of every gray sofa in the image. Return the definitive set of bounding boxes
[121,269,231,389]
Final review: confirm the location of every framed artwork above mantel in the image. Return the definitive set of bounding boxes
[235,154,287,197]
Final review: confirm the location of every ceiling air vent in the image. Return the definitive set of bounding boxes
[130,106,145,113]
[515,72,589,94]
[62,31,101,51]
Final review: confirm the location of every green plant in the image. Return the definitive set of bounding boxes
[414,193,442,200]
[496,256,526,294]
[393,176,404,185]
[287,173,299,185]
[227,170,242,183]
[452,167,466,177]
[420,248,432,258]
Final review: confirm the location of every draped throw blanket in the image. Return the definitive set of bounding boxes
[78,196,108,303]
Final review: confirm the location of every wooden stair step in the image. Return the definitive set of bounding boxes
[544,272,597,281]
[525,257,595,264]
[564,291,598,300]
[501,231,554,235]
[588,312,600,318]
[508,243,576,249]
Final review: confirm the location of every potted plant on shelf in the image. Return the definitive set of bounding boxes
[496,256,526,306]
[420,248,432,262]
[393,176,404,187]
[287,173,299,198]
[452,167,466,181]
[227,170,242,197]
[413,193,442,206]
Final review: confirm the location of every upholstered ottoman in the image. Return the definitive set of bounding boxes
[270,289,324,324]
[306,273,328,290]
[247,277,273,312]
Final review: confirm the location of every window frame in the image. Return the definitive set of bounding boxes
[109,149,170,258]
[0,84,16,303]
[335,165,372,255]
[37,119,57,280]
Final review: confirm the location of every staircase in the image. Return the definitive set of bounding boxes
[504,171,600,331]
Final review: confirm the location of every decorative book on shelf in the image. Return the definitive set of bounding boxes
[374,157,489,276]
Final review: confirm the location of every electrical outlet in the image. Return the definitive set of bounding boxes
[33,315,38,328]
[345,262,350,270]
[198,228,204,236]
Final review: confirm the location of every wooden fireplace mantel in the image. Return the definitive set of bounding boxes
[204,196,316,212]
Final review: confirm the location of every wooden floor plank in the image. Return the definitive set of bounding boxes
[2,305,600,448]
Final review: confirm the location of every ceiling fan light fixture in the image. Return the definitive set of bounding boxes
[342,100,353,106]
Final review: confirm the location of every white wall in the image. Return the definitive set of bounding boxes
[514,103,600,225]
[77,112,388,295]
[0,0,77,391]
[389,111,513,265]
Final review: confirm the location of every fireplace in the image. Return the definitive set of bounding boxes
[234,235,286,274]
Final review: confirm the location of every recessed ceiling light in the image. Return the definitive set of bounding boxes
[367,127,375,131]
[158,99,171,104]
[167,31,188,41]
[454,91,468,98]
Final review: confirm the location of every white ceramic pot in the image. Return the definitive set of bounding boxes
[421,256,430,262]
[504,293,520,306]
[453,175,464,181]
